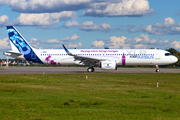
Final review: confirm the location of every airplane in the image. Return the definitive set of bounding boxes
[3,26,178,72]
[12,61,17,65]
[19,60,30,66]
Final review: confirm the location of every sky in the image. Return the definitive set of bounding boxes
[0,0,180,58]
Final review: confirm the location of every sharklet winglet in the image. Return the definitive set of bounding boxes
[62,45,74,56]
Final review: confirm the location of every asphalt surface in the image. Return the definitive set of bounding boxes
[0,67,179,74]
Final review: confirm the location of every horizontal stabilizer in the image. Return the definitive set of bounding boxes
[3,51,25,60]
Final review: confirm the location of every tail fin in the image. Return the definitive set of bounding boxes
[6,26,43,63]
[7,26,33,54]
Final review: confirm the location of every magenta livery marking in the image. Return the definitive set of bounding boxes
[45,55,60,65]
[122,53,126,66]
[50,60,56,65]
[45,56,51,63]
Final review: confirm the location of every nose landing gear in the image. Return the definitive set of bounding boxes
[155,65,160,72]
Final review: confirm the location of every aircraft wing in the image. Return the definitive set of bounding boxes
[62,45,102,65]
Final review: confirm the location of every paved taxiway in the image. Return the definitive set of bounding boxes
[0,67,179,74]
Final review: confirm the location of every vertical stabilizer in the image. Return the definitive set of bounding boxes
[6,26,43,63]
[7,26,33,54]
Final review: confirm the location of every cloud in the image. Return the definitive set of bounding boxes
[11,11,76,27]
[80,21,101,31]
[133,44,146,49]
[0,37,11,49]
[134,34,150,43]
[91,40,105,48]
[106,36,129,49]
[51,42,83,49]
[91,34,180,50]
[40,34,81,44]
[155,17,175,27]
[32,34,180,50]
[0,0,154,17]
[26,34,82,49]
[171,41,180,49]
[81,0,155,17]
[61,34,81,41]
[63,20,111,32]
[67,42,83,48]
[130,17,180,35]
[64,20,80,28]
[100,23,111,30]
[126,24,135,29]
[45,39,63,44]
[29,38,41,49]
[0,0,90,13]
[0,15,9,27]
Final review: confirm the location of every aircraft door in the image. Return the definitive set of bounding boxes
[155,49,160,60]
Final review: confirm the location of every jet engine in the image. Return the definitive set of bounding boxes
[100,61,117,70]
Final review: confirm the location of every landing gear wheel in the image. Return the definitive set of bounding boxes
[156,69,160,72]
[87,67,94,72]
[155,65,160,73]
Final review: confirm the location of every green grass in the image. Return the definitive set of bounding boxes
[0,73,180,120]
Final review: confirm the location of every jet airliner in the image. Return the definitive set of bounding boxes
[3,26,178,72]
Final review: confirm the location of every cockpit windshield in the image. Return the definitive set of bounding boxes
[165,53,172,56]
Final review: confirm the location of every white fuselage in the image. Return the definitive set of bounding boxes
[33,48,177,66]
[5,26,178,72]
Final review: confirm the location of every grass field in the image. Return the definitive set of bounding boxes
[0,73,180,120]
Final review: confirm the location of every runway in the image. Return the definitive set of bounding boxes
[0,67,179,74]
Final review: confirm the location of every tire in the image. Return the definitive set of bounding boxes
[156,69,160,72]
[87,67,94,72]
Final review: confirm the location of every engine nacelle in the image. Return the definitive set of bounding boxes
[100,61,117,70]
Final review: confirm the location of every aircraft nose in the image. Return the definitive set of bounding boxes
[167,56,178,64]
[173,56,178,63]
[171,56,178,63]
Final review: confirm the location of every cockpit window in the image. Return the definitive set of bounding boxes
[165,53,172,56]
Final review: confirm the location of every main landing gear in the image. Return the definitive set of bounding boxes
[155,65,160,72]
[87,67,94,72]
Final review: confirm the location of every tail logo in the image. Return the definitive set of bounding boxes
[7,29,31,55]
